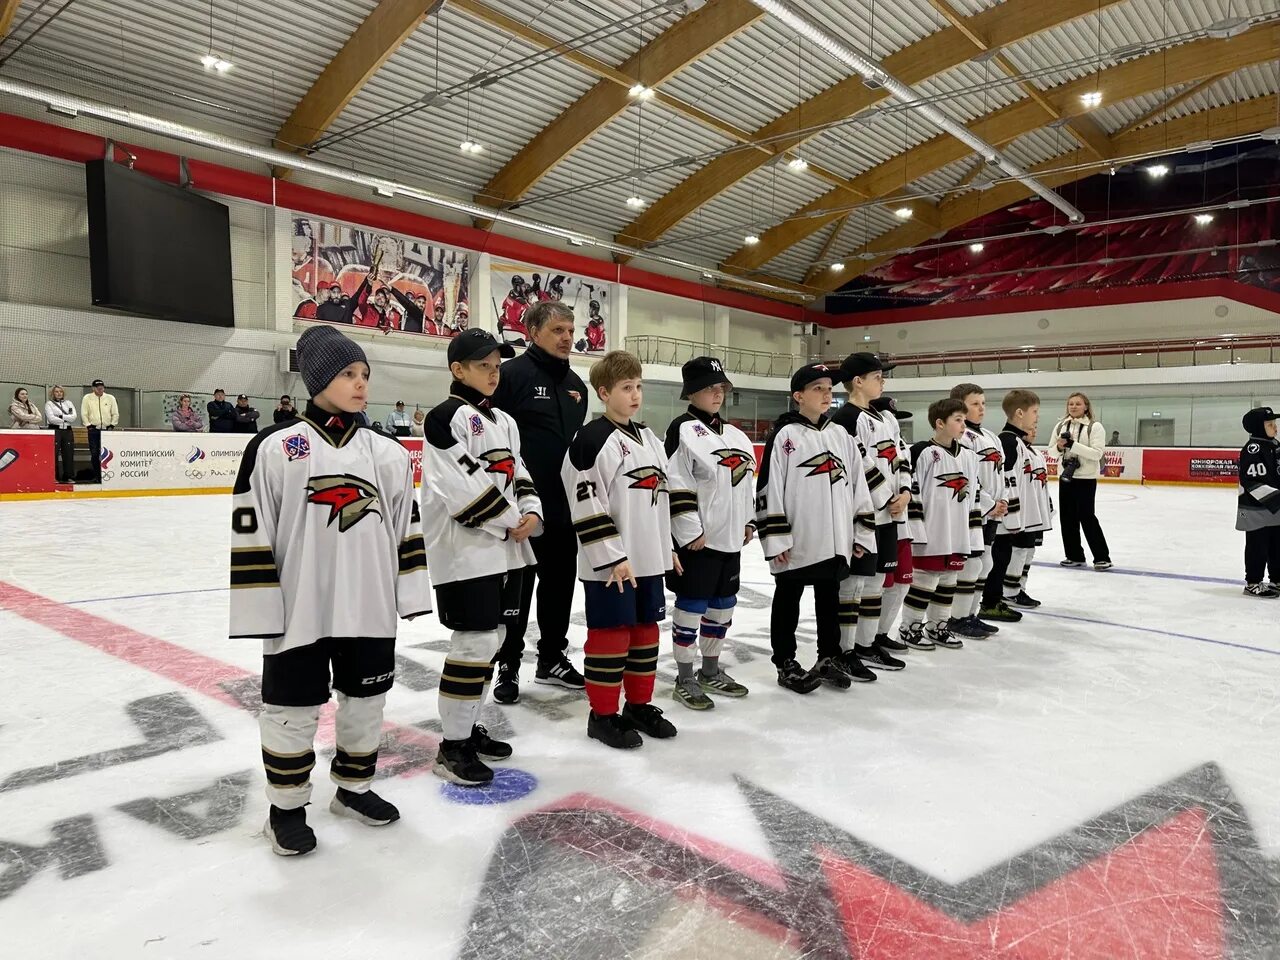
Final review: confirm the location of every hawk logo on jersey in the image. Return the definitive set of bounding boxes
[1024,461,1049,487]
[306,474,382,532]
[800,452,846,485]
[626,466,668,505]
[978,447,1002,465]
[873,439,898,463]
[469,414,485,437]
[567,390,582,404]
[713,448,754,487]
[481,448,517,489]
[935,472,970,501]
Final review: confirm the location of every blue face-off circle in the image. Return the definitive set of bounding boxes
[440,767,538,805]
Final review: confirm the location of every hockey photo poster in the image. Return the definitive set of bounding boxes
[490,261,609,355]
[290,215,471,338]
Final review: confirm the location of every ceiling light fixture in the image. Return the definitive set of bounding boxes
[969,242,985,253]
[830,262,846,271]
[626,195,646,209]
[1147,164,1170,178]
[1205,15,1251,39]
[894,207,913,220]
[787,156,809,173]
[744,234,760,245]
[1194,213,1214,225]
[200,53,232,73]
[459,140,484,154]
[628,84,655,100]
[1079,90,1103,108]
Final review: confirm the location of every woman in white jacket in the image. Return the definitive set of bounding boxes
[1052,393,1112,569]
[9,388,43,429]
[45,385,78,483]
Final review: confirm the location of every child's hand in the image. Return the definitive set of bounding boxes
[992,500,1009,518]
[888,491,910,518]
[510,514,539,542]
[671,552,683,575]
[687,535,706,551]
[606,560,637,593]
[774,550,790,565]
[853,544,865,558]
[743,525,755,545]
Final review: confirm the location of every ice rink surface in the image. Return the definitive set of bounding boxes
[1,483,1278,959]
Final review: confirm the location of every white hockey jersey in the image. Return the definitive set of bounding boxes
[833,403,911,526]
[229,405,432,655]
[998,424,1053,534]
[664,406,756,552]
[421,384,543,586]
[755,412,876,577]
[908,440,984,558]
[562,417,673,581]
[959,420,1006,519]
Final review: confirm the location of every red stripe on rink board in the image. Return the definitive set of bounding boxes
[0,580,440,768]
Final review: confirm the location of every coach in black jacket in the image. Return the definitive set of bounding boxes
[491,301,588,700]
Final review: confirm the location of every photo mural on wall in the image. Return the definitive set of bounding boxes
[490,261,609,354]
[830,142,1280,314]
[290,216,470,337]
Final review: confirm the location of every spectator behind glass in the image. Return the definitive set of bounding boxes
[274,395,298,424]
[384,400,412,435]
[208,389,236,433]
[410,408,425,437]
[9,388,43,429]
[233,394,261,433]
[1109,430,1121,446]
[45,385,77,482]
[170,394,204,432]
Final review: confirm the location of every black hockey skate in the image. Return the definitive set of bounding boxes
[622,702,678,739]
[775,659,822,694]
[434,739,494,786]
[588,710,643,749]
[470,723,512,761]
[837,649,878,682]
[265,805,317,857]
[330,788,400,826]
[856,642,905,671]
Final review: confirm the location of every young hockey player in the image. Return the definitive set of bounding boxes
[980,389,1045,621]
[757,362,877,694]
[230,325,432,857]
[563,350,679,749]
[665,357,756,711]
[1236,406,1280,597]
[832,353,911,670]
[1006,417,1053,608]
[897,399,982,650]
[950,383,1009,637]
[422,329,543,785]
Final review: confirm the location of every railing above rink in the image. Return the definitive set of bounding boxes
[625,336,818,378]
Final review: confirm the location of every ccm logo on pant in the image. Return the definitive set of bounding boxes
[361,671,395,685]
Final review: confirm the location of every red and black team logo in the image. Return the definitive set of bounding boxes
[306,474,382,532]
[458,763,1280,958]
[1024,461,1049,487]
[873,439,898,463]
[480,448,517,489]
[979,447,1002,465]
[712,448,754,487]
[936,471,970,501]
[626,466,668,505]
[800,451,846,485]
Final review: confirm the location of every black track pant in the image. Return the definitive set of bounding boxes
[1059,478,1110,563]
[498,522,577,669]
[1244,526,1280,584]
[770,578,840,666]
[52,427,75,483]
[982,536,1015,608]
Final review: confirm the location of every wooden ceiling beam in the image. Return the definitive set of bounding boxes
[813,95,1280,293]
[0,0,21,38]
[724,26,1277,274]
[477,0,762,211]
[272,0,441,176]
[615,0,1126,250]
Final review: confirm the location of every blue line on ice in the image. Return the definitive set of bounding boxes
[1031,561,1238,586]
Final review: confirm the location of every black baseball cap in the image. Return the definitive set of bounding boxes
[680,356,731,399]
[840,352,896,382]
[1242,406,1278,435]
[790,362,838,394]
[91,378,105,387]
[237,394,248,400]
[448,328,515,365]
[872,395,911,420]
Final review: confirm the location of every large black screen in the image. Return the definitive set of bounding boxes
[85,160,235,327]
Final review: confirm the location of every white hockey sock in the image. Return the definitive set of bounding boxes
[699,599,734,661]
[1003,548,1032,600]
[260,703,320,810]
[956,556,981,620]
[926,572,958,631]
[672,603,703,665]
[972,547,995,617]
[440,630,500,742]
[837,576,861,652]
[853,577,883,647]
[331,692,386,794]
[880,581,909,636]
[898,572,939,633]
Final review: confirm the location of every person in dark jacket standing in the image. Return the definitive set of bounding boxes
[232,394,261,433]
[273,395,298,424]
[490,301,588,702]
[208,389,236,433]
[1237,406,1280,597]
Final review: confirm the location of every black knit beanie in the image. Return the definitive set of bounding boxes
[296,326,368,397]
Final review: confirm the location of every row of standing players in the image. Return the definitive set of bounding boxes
[227,323,1052,856]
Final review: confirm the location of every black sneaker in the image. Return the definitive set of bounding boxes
[948,616,988,640]
[925,622,963,649]
[899,622,935,651]
[535,655,586,690]
[979,602,1023,623]
[838,649,877,682]
[776,659,822,694]
[874,632,909,652]
[1244,583,1280,598]
[1009,591,1041,609]
[330,787,400,826]
[622,702,678,739]
[265,805,316,856]
[815,656,852,689]
[971,616,999,635]
[470,723,512,762]
[588,710,643,749]
[492,663,519,704]
[1059,559,1085,567]
[1093,560,1113,570]
[856,642,905,671]
[434,738,494,786]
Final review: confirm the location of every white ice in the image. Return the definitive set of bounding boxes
[0,484,1277,959]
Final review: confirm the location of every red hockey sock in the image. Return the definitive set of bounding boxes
[622,623,659,706]
[583,627,630,716]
